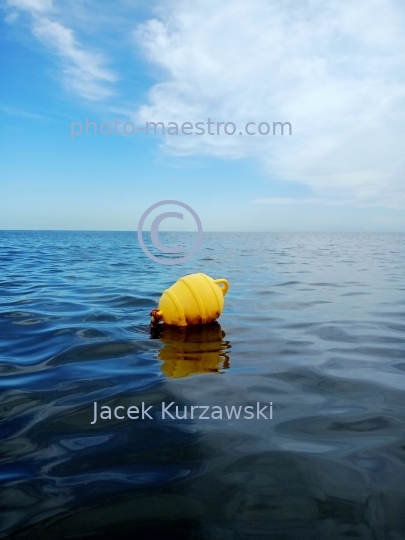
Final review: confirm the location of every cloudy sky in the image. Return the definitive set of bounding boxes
[1,0,405,231]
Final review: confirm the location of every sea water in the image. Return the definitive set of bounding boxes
[1,231,405,539]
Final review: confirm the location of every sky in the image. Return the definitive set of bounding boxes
[1,0,405,231]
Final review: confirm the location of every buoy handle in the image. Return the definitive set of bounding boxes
[214,278,229,296]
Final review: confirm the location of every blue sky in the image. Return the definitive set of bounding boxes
[1,0,405,231]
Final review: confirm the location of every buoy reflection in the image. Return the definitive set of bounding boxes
[150,322,231,378]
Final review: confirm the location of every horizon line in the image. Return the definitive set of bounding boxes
[1,229,404,234]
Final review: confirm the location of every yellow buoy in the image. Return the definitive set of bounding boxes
[150,273,229,326]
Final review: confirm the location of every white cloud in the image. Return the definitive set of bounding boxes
[5,0,116,100]
[32,18,117,100]
[0,104,43,118]
[135,0,405,207]
[254,198,331,205]
[4,11,19,23]
[7,0,52,12]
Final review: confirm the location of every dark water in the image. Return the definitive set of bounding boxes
[1,231,405,539]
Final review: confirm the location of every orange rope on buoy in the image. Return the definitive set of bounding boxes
[150,308,163,324]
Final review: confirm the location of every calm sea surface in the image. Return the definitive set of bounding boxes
[1,231,405,539]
